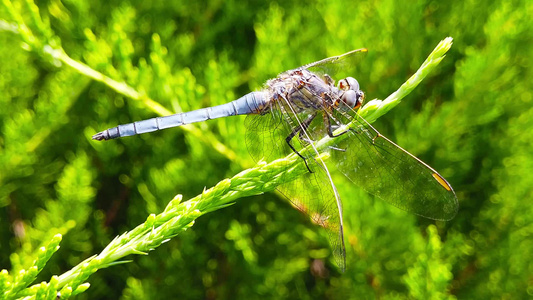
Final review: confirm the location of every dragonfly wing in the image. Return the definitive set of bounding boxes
[245,109,291,162]
[275,163,346,271]
[244,102,347,270]
[329,111,458,220]
[301,48,368,79]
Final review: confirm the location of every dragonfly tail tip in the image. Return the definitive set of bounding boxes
[92,131,107,141]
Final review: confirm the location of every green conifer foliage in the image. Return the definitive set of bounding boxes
[1,0,531,299]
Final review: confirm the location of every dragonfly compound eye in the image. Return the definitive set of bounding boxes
[338,77,360,91]
[340,90,357,109]
[340,88,364,110]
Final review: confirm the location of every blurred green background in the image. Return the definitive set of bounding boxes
[1,0,531,299]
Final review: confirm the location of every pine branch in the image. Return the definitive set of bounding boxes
[16,152,311,297]
[359,37,453,123]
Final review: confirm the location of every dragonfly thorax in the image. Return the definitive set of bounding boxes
[266,69,332,113]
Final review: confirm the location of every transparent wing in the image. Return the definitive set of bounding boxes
[244,103,347,270]
[328,110,458,220]
[274,162,346,271]
[300,48,368,79]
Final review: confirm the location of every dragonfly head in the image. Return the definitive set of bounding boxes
[338,77,365,110]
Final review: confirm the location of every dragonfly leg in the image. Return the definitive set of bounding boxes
[285,113,317,173]
[297,113,317,140]
[323,113,349,138]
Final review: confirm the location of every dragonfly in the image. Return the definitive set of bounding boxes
[93,49,458,271]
